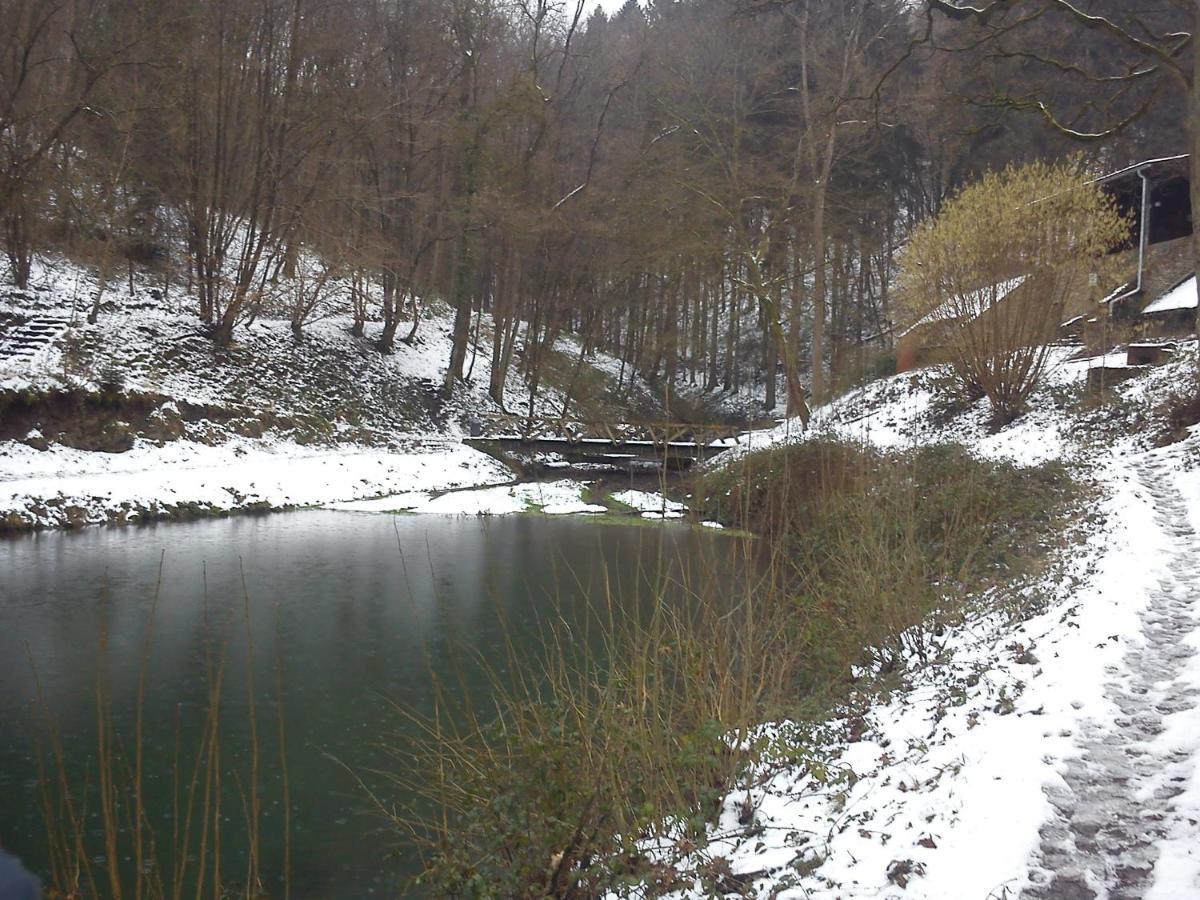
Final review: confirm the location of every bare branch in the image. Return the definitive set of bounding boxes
[928,0,1006,23]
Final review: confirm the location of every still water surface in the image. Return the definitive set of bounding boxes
[0,510,737,896]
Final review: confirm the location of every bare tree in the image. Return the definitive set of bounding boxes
[0,0,131,287]
[170,0,326,344]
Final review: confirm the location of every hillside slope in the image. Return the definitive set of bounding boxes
[0,256,706,530]
[651,346,1200,899]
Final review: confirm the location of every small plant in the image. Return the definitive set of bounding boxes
[1159,368,1200,444]
[97,361,125,398]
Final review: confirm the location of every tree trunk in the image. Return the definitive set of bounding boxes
[4,211,32,289]
[445,232,474,393]
[1191,16,1200,365]
[810,184,828,404]
[377,272,399,351]
[708,276,721,390]
[88,253,114,325]
[663,275,679,410]
[725,279,738,392]
[763,308,777,411]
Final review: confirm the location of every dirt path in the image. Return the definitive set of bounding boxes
[1023,457,1200,899]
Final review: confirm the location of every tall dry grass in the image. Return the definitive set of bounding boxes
[389,437,1077,897]
[29,560,290,900]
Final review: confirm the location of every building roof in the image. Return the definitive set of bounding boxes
[1103,235,1193,313]
[899,276,1026,338]
[1143,276,1197,314]
[1092,154,1189,186]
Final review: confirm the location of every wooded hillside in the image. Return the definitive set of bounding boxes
[1,0,1188,411]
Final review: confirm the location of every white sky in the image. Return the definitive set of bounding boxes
[589,0,635,16]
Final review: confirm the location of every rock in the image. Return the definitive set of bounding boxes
[97,419,136,452]
[21,428,48,451]
[886,858,925,888]
[144,402,186,443]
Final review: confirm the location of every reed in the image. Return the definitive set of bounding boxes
[29,560,291,900]
[390,437,1079,896]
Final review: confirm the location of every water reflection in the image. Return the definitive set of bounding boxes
[0,510,733,897]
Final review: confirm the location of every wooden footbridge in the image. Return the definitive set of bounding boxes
[465,417,746,470]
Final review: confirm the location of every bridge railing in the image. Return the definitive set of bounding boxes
[477,415,745,450]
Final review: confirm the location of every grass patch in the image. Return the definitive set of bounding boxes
[582,483,637,515]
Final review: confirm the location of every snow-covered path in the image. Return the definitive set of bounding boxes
[1026,457,1200,900]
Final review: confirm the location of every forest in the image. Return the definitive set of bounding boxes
[2,0,1192,416]
[8,3,1200,899]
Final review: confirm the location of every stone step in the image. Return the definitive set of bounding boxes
[0,317,68,362]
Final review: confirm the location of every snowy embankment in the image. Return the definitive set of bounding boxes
[330,478,606,516]
[719,346,1126,466]
[0,436,514,529]
[331,481,708,522]
[649,348,1200,898]
[0,257,667,530]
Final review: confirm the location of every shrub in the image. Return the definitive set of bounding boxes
[899,159,1128,427]
[695,439,1076,686]
[395,438,1079,896]
[866,350,897,382]
[1160,368,1200,444]
[690,439,877,540]
[391,557,802,898]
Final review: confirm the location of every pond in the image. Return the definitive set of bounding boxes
[0,509,741,897]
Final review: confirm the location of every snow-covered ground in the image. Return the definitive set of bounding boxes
[718,345,1185,467]
[610,488,688,520]
[0,256,688,530]
[642,346,1200,898]
[0,435,514,529]
[0,256,600,433]
[330,478,607,516]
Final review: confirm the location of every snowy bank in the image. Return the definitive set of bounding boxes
[330,478,606,517]
[713,344,1195,468]
[639,345,1200,898]
[0,255,682,531]
[0,436,513,530]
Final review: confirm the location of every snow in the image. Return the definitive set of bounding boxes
[0,435,514,528]
[641,346,1200,899]
[610,489,686,520]
[899,276,1026,338]
[1074,349,1132,369]
[1143,276,1198,314]
[709,344,1177,469]
[333,482,698,520]
[544,500,609,515]
[742,464,1162,900]
[0,254,673,529]
[330,479,605,517]
[0,255,592,434]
